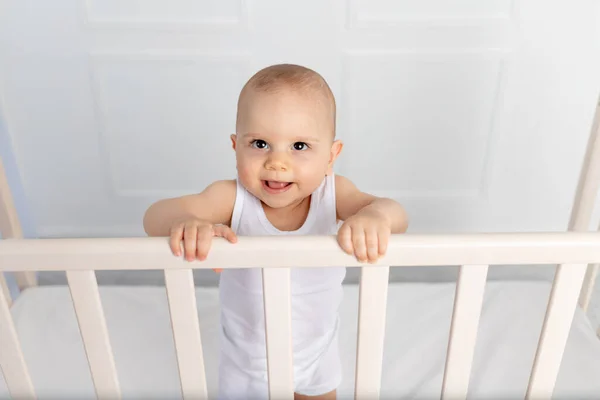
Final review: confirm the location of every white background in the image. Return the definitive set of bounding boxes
[1,0,600,319]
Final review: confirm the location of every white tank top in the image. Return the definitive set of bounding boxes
[218,174,346,358]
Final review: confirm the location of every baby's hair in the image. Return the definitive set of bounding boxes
[236,63,336,135]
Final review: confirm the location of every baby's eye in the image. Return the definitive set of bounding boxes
[293,142,309,151]
[251,140,268,149]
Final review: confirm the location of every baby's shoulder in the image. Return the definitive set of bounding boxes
[197,179,238,225]
[197,179,237,208]
[204,179,237,194]
[333,174,378,221]
[333,174,358,196]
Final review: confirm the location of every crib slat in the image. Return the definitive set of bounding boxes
[525,263,588,399]
[262,267,294,400]
[1,273,11,306]
[578,262,598,312]
[441,264,489,399]
[66,270,120,399]
[355,266,390,399]
[0,281,35,398]
[164,269,207,399]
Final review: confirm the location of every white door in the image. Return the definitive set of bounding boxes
[1,0,599,238]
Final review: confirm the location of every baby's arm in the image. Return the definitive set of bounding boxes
[335,174,408,263]
[143,180,237,262]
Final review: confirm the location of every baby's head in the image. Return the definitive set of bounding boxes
[231,64,343,209]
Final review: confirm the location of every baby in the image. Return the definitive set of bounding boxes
[143,64,408,400]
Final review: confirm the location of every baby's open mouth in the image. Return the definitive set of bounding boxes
[265,181,291,189]
[262,180,292,193]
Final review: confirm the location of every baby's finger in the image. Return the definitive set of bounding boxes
[183,224,198,261]
[213,268,223,273]
[169,224,184,256]
[365,228,379,263]
[378,227,390,256]
[195,226,213,261]
[337,224,353,255]
[352,227,367,263]
[214,225,238,243]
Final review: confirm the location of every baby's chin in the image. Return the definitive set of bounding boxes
[255,187,308,210]
[257,191,302,210]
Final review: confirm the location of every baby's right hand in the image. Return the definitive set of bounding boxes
[169,218,237,271]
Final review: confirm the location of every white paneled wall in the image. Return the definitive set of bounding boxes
[0,0,598,238]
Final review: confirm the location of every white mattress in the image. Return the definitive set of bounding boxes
[1,281,600,399]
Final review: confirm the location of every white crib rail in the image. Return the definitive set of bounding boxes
[2,233,600,399]
[3,233,600,271]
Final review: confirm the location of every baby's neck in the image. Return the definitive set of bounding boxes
[262,196,311,232]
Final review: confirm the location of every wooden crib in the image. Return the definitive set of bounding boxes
[2,120,600,399]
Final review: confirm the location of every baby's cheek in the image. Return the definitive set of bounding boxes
[234,166,255,190]
[243,152,266,168]
[294,157,326,179]
[293,152,317,169]
[239,170,255,188]
[237,156,258,174]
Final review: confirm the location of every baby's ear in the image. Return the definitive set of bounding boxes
[327,140,343,173]
[230,134,237,150]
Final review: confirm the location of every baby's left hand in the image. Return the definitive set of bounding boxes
[337,208,391,263]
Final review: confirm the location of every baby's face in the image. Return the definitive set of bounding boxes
[232,89,341,209]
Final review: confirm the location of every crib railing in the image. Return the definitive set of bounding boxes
[1,233,600,400]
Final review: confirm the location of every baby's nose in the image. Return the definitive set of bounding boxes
[265,155,288,171]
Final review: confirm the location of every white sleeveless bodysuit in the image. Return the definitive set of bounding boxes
[217,174,346,399]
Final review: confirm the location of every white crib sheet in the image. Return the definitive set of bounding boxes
[1,281,600,399]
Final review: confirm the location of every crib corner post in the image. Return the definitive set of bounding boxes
[570,104,600,310]
[0,156,38,291]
